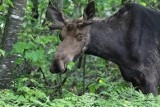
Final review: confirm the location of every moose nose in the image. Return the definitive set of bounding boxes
[50,60,66,73]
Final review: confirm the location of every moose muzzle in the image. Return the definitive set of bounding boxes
[50,59,67,73]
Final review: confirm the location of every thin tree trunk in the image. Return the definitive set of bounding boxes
[0,0,26,89]
[0,0,5,45]
[158,0,160,9]
[0,0,2,5]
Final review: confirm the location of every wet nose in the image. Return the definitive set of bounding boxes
[50,60,66,73]
[50,61,60,73]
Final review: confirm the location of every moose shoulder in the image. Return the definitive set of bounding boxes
[49,2,160,95]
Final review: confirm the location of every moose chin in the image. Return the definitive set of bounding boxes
[48,1,160,96]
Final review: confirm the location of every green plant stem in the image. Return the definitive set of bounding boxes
[83,55,86,94]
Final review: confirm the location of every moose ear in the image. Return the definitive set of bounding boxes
[47,6,66,26]
[83,1,95,20]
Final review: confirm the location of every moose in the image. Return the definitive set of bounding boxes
[49,1,160,95]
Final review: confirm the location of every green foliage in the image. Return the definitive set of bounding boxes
[1,81,160,107]
[67,62,75,70]
[0,0,13,34]
[0,49,5,57]
[1,0,160,106]
[12,0,57,68]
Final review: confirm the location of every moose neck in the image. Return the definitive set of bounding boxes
[86,18,128,65]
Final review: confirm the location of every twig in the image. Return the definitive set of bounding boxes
[38,67,48,86]
[77,55,83,68]
[141,0,160,12]
[83,55,86,94]
[53,75,67,95]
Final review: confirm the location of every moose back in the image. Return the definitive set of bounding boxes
[49,2,160,95]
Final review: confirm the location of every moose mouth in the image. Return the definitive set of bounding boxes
[50,51,84,74]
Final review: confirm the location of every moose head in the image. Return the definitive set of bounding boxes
[49,1,95,73]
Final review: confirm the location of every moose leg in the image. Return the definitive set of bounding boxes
[119,66,158,95]
[119,66,144,85]
[130,73,158,95]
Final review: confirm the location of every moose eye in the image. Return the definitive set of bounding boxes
[77,34,83,41]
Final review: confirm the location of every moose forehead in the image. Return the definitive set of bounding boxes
[65,19,84,30]
[62,19,86,35]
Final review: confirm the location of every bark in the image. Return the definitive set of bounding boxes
[0,0,3,44]
[0,0,2,5]
[0,0,26,89]
[158,0,160,9]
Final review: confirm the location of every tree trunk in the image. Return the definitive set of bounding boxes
[0,0,26,89]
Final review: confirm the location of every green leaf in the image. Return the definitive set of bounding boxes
[13,42,29,53]
[15,57,23,64]
[6,0,14,7]
[67,62,75,70]
[35,36,55,46]
[0,49,5,57]
[140,2,147,6]
[15,95,26,103]
[25,49,44,62]
[88,83,96,93]
[17,86,31,95]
